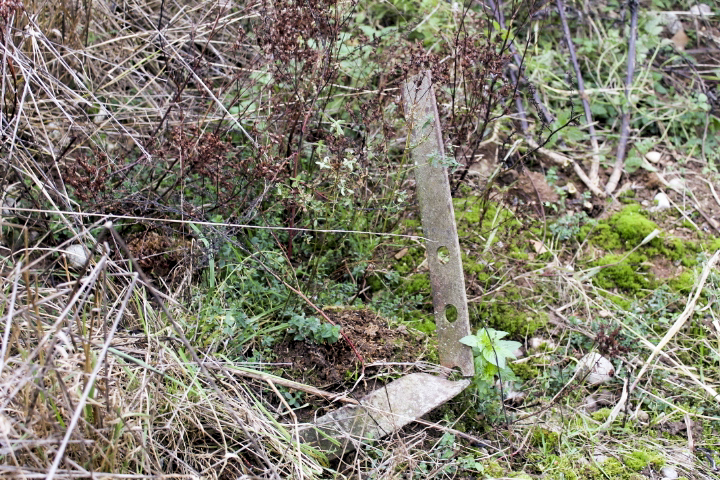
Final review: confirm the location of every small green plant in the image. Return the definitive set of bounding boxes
[549,211,594,242]
[286,313,341,345]
[461,327,522,382]
[460,327,521,417]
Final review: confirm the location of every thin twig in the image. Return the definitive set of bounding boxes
[606,0,639,194]
[555,0,603,187]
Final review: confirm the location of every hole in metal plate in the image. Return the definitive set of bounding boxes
[444,304,458,323]
[437,245,450,265]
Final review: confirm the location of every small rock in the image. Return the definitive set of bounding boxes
[652,192,671,211]
[661,12,683,34]
[581,392,617,412]
[577,353,615,385]
[598,310,611,318]
[689,4,712,16]
[671,28,690,50]
[660,466,679,479]
[529,337,555,351]
[593,452,610,464]
[64,244,90,268]
[633,409,650,424]
[668,177,686,192]
[94,108,109,124]
[583,201,593,211]
[1,196,16,216]
[645,151,662,163]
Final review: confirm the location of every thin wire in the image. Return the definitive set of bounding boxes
[5,206,430,241]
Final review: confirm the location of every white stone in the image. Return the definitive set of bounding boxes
[529,337,555,351]
[577,353,615,385]
[689,4,711,16]
[668,178,686,192]
[660,466,679,479]
[645,151,662,163]
[661,12,683,34]
[94,108,109,124]
[64,244,89,268]
[653,192,671,211]
[0,413,11,435]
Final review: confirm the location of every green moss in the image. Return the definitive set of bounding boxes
[405,274,430,295]
[462,252,485,274]
[403,218,421,229]
[531,428,559,451]
[471,288,547,338]
[532,455,588,480]
[580,222,622,250]
[394,247,426,275]
[593,253,654,294]
[582,206,659,252]
[509,361,540,381]
[669,271,695,294]
[611,205,658,246]
[709,238,720,251]
[619,189,636,203]
[508,251,529,260]
[453,197,487,225]
[681,219,696,230]
[591,408,613,422]
[453,197,521,240]
[599,458,626,476]
[410,313,436,335]
[660,238,700,267]
[622,450,664,471]
[367,275,384,292]
[483,461,505,477]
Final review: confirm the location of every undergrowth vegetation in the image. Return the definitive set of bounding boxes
[1,0,719,478]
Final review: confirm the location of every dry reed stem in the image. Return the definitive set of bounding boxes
[630,250,720,396]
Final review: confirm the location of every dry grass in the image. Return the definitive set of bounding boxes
[0,223,332,478]
[0,0,329,477]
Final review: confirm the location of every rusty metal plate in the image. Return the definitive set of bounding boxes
[403,71,474,377]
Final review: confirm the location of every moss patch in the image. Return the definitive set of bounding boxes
[471,288,547,338]
[593,252,654,294]
[622,450,664,471]
[531,428,560,451]
[404,273,429,295]
[510,361,540,381]
[669,270,696,294]
[581,205,658,251]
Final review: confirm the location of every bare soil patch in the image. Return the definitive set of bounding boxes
[274,308,425,387]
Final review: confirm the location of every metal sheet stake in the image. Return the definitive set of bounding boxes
[403,71,474,377]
